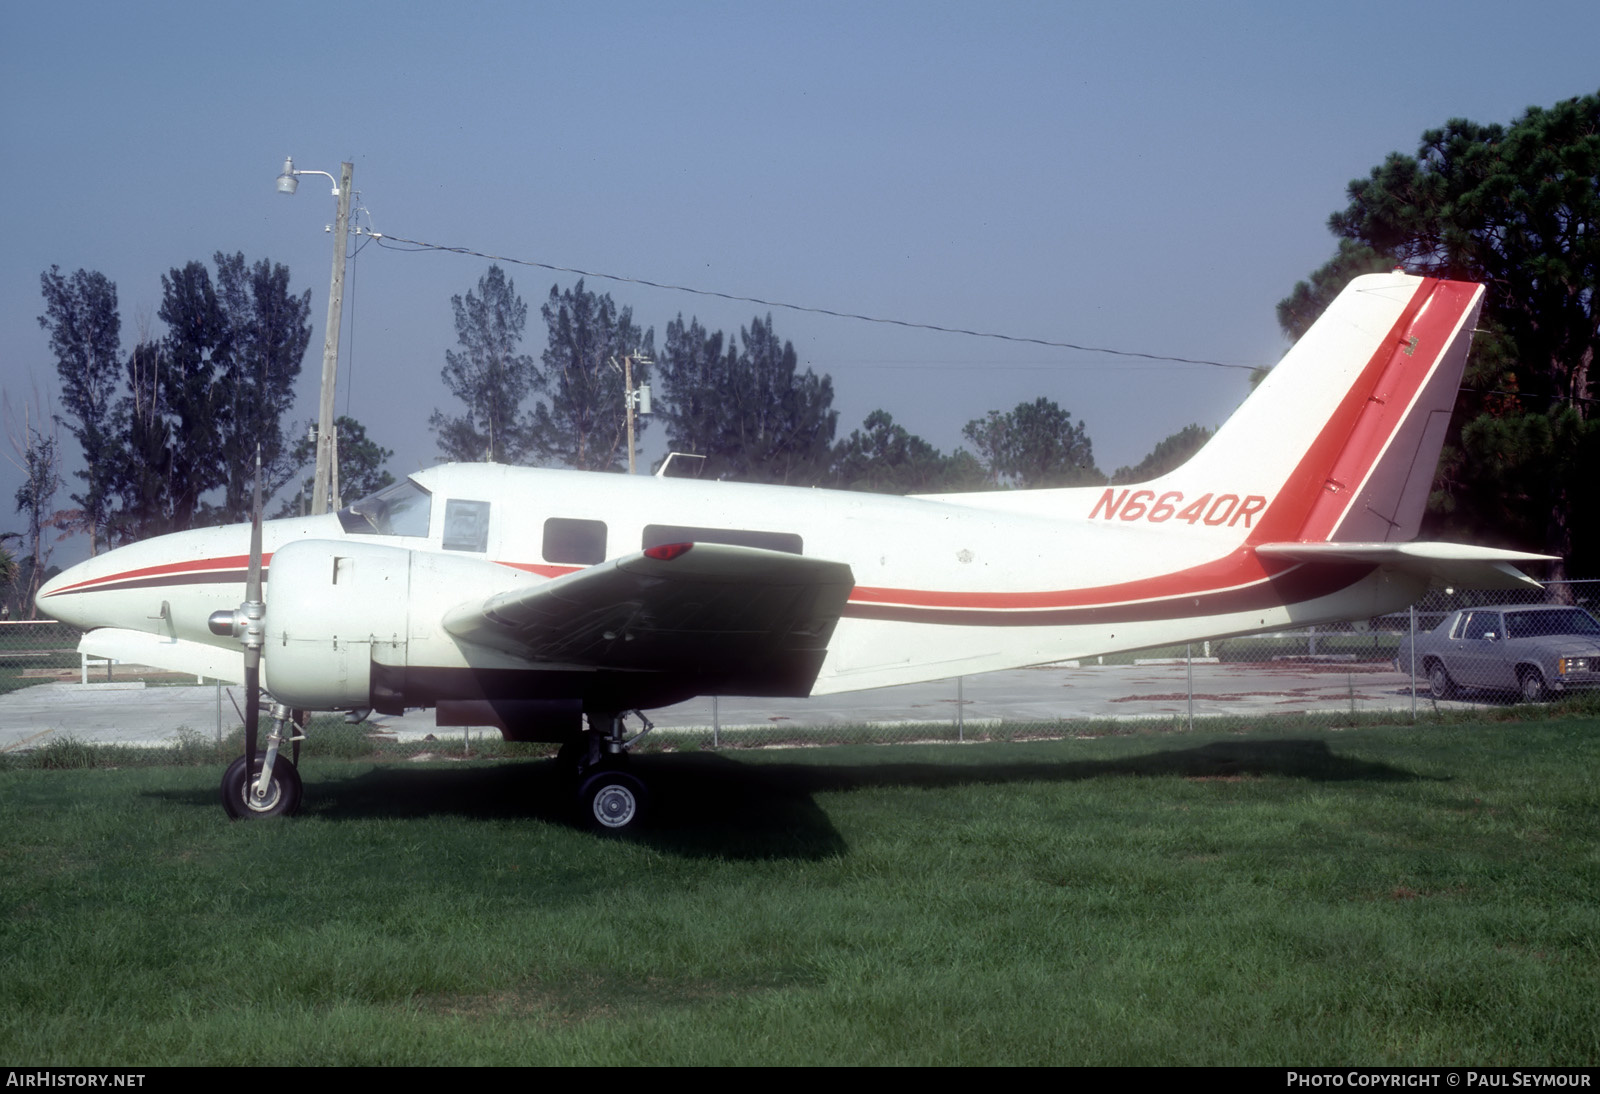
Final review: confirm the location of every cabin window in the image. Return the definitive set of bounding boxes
[642,523,803,555]
[543,518,607,565]
[443,499,491,552]
[338,479,432,538]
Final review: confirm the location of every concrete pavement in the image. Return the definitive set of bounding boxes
[0,660,1443,752]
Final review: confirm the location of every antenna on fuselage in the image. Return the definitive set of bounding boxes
[655,452,707,479]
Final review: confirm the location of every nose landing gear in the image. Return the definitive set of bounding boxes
[221,701,306,819]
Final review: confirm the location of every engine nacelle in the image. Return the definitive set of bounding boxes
[261,540,411,709]
[260,538,554,712]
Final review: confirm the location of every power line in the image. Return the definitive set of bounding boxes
[367,229,1262,371]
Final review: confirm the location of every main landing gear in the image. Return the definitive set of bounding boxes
[560,711,655,833]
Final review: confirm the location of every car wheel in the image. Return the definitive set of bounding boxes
[1519,669,1548,703]
[1428,661,1457,700]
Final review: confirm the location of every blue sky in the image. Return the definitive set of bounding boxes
[3,0,1598,564]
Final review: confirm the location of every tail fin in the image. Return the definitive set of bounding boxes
[1230,273,1554,588]
[921,273,1487,548]
[920,272,1552,588]
[1164,272,1484,545]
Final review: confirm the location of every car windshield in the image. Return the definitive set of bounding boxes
[337,478,433,538]
[1504,609,1600,640]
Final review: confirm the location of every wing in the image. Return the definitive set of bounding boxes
[441,542,855,697]
[1254,541,1553,590]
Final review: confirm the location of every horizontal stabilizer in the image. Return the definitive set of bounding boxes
[1254,541,1553,591]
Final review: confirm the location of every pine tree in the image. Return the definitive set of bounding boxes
[830,410,984,494]
[654,313,835,484]
[962,398,1104,488]
[1280,92,1600,576]
[530,280,651,471]
[1110,424,1212,484]
[37,267,121,554]
[429,265,539,465]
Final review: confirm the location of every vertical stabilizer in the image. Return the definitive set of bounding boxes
[1123,273,1485,545]
[915,274,1485,551]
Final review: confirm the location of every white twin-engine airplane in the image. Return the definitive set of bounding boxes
[38,272,1551,829]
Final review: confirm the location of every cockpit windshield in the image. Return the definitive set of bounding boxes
[337,478,433,538]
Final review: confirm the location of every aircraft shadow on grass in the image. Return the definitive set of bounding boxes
[156,738,1432,861]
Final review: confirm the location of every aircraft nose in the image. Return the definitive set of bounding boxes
[35,562,90,627]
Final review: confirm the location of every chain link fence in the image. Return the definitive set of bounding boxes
[3,581,1597,756]
[0,620,89,694]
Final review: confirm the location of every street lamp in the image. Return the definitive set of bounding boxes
[276,155,353,515]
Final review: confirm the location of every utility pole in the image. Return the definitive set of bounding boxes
[625,352,636,475]
[311,161,354,515]
[617,352,652,474]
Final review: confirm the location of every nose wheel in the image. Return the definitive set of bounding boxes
[221,752,303,818]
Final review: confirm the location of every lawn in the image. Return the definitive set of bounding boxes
[1,714,1596,1065]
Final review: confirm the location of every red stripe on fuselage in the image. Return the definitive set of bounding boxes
[41,553,271,597]
[844,561,1373,626]
[849,547,1281,610]
[43,554,578,598]
[497,561,582,579]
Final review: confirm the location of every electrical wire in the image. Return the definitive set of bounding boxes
[367,229,1262,371]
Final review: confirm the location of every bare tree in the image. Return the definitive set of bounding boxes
[4,390,63,618]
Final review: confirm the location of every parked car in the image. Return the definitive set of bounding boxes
[1397,604,1600,701]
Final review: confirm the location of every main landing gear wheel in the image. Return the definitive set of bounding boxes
[221,753,303,819]
[576,767,648,833]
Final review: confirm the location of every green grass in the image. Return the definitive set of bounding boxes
[2,712,1597,1065]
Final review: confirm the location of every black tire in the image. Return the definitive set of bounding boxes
[1519,669,1549,703]
[221,753,303,819]
[576,768,648,833]
[555,736,610,774]
[1428,661,1457,700]
[555,738,584,770]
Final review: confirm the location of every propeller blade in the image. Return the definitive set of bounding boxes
[246,447,263,605]
[241,446,265,776]
[243,649,260,774]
